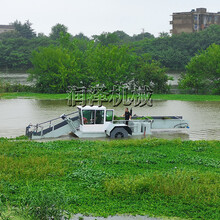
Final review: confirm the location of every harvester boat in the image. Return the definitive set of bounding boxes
[26,105,189,140]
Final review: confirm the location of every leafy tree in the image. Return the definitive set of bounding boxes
[38,33,47,37]
[0,38,31,69]
[50,24,68,40]
[29,35,136,92]
[12,20,36,39]
[112,30,131,43]
[28,32,172,94]
[0,35,55,69]
[87,44,136,89]
[130,25,220,71]
[29,36,95,93]
[159,32,170,38]
[179,44,220,94]
[132,32,154,41]
[92,32,120,46]
[134,54,169,93]
[2,22,220,74]
[29,46,79,93]
[0,30,20,40]
[73,33,89,41]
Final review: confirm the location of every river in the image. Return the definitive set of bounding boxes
[0,99,219,140]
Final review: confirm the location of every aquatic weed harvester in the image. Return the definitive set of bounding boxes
[26,105,189,139]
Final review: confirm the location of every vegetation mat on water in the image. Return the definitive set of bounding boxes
[0,138,219,219]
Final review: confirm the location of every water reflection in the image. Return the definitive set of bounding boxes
[0,99,219,140]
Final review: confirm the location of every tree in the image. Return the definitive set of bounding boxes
[29,36,96,93]
[29,33,171,94]
[134,54,169,93]
[132,32,154,41]
[29,46,82,93]
[0,30,20,40]
[92,32,120,46]
[179,44,220,94]
[112,30,131,43]
[0,38,32,69]
[29,34,137,92]
[87,44,136,89]
[50,24,68,40]
[0,31,55,70]
[130,25,220,71]
[12,20,36,39]
[73,33,89,41]
[159,32,170,38]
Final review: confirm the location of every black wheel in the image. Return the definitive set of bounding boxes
[115,132,124,138]
[110,127,128,139]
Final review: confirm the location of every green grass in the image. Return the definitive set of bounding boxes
[153,94,220,101]
[0,138,219,219]
[0,92,220,102]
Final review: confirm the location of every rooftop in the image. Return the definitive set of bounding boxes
[172,8,220,15]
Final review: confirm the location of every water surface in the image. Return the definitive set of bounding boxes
[0,99,219,140]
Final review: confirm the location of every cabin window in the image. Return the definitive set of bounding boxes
[95,110,104,124]
[106,110,113,122]
[82,110,95,124]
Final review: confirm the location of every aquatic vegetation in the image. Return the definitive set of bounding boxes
[0,138,219,219]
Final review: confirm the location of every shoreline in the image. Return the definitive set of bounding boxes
[1,92,220,102]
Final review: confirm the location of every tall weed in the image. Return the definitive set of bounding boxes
[104,169,220,204]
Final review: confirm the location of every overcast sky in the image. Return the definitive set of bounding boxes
[1,0,220,37]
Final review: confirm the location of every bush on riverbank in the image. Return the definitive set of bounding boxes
[0,138,219,219]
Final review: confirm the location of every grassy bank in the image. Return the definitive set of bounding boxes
[0,92,220,101]
[0,138,219,219]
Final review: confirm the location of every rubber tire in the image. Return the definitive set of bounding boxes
[110,127,128,139]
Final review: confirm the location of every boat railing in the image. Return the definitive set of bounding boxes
[26,111,79,134]
[38,111,78,126]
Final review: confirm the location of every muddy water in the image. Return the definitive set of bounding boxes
[0,99,220,140]
[0,99,219,140]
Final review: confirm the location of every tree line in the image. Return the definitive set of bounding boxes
[0,21,220,94]
[29,34,168,93]
[1,21,220,71]
[0,21,154,70]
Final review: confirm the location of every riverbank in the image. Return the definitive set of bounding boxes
[0,138,219,219]
[1,92,220,101]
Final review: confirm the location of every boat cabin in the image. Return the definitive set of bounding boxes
[77,106,114,133]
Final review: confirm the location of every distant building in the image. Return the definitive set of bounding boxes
[0,25,15,34]
[170,8,220,35]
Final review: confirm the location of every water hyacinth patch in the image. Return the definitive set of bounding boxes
[0,138,219,219]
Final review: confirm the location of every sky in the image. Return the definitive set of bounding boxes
[1,0,220,37]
